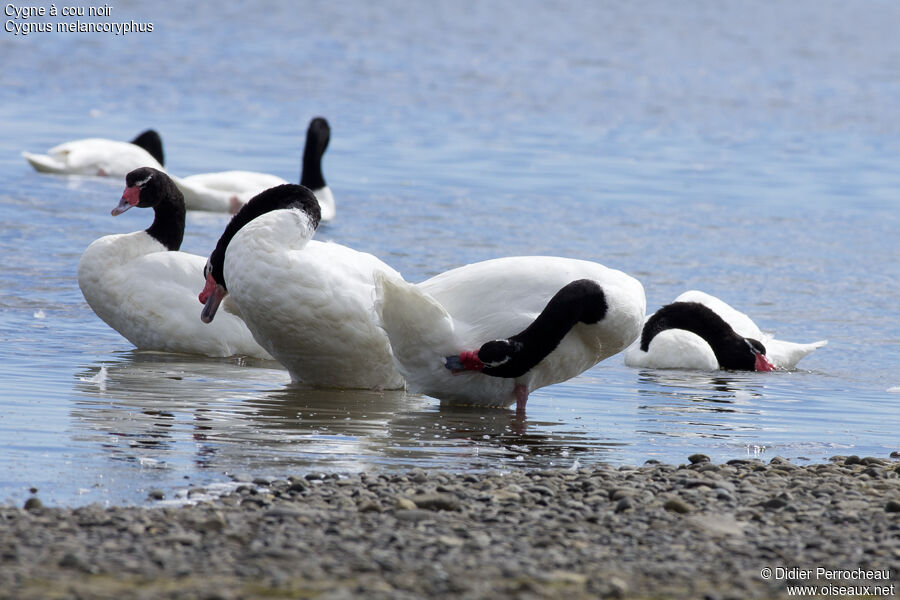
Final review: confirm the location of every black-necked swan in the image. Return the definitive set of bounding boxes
[174,117,335,220]
[23,129,165,177]
[374,257,646,413]
[198,184,404,389]
[77,167,272,359]
[624,290,827,371]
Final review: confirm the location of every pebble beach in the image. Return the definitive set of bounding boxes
[3,454,898,600]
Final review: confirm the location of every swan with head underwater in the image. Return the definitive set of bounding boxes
[374,256,646,414]
[198,184,405,389]
[23,129,165,177]
[174,117,335,220]
[77,167,272,359]
[624,290,827,371]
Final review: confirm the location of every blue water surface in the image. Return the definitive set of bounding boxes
[0,1,898,506]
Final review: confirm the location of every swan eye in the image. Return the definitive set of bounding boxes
[744,338,766,355]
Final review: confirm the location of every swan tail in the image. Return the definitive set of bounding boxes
[766,338,828,369]
[22,151,65,174]
[374,272,457,382]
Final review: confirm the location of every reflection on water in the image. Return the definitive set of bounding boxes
[72,353,622,487]
[634,369,766,441]
[61,350,862,505]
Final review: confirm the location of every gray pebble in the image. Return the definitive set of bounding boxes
[4,455,899,600]
[761,497,789,510]
[409,493,460,511]
[393,509,437,523]
[615,497,633,513]
[664,497,692,514]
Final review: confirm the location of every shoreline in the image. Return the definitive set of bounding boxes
[2,454,898,599]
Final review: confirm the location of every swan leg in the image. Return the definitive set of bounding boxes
[229,196,243,215]
[514,384,529,416]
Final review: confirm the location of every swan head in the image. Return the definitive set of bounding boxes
[199,259,228,324]
[113,167,159,215]
[444,340,523,375]
[199,184,321,324]
[746,338,776,372]
[113,167,185,251]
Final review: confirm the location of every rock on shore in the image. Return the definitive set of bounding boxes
[1,455,898,599]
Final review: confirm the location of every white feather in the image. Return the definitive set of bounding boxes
[23,138,163,177]
[223,208,403,389]
[625,290,827,370]
[172,172,335,220]
[78,230,272,358]
[375,256,646,407]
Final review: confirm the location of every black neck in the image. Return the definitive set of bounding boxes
[640,302,754,370]
[300,118,329,190]
[130,129,165,167]
[144,174,184,251]
[483,279,608,378]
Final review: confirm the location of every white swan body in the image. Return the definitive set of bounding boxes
[219,207,403,388]
[173,171,289,212]
[624,290,826,370]
[78,230,272,358]
[174,172,335,221]
[78,167,271,359]
[23,130,165,177]
[176,117,335,220]
[375,256,646,408]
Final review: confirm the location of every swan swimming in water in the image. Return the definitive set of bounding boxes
[198,183,403,388]
[23,129,165,177]
[78,167,271,359]
[174,117,335,220]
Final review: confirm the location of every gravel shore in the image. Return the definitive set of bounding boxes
[2,454,899,600]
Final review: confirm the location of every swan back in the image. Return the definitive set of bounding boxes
[23,133,165,176]
[376,256,646,407]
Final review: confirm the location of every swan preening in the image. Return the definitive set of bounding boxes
[23,129,165,177]
[199,186,647,410]
[78,167,271,359]
[624,290,827,371]
[173,117,335,220]
[77,165,826,413]
[376,259,646,412]
[199,184,405,389]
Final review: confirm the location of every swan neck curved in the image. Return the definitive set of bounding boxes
[483,279,608,378]
[640,302,754,370]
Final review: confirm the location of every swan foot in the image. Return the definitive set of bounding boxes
[514,384,528,417]
[229,196,243,214]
